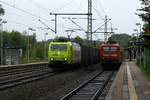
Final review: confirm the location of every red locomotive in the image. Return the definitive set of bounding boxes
[99,43,122,69]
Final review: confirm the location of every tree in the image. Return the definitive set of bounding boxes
[1,30,47,63]
[35,42,44,59]
[137,0,150,30]
[0,4,5,16]
[108,34,131,49]
[137,0,150,49]
[10,31,24,48]
[3,31,11,47]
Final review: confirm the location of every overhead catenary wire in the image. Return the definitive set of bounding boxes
[27,0,50,13]
[75,0,84,12]
[5,11,40,23]
[84,0,103,20]
[7,19,35,28]
[93,18,111,33]
[94,0,112,21]
[6,11,23,17]
[93,0,107,16]
[93,0,118,34]
[93,0,104,19]
[2,0,116,39]
[92,6,103,20]
[5,19,49,31]
[0,0,51,22]
[4,11,45,29]
[53,0,75,12]
[38,19,55,33]
[67,18,86,32]
[93,0,113,23]
[5,19,55,34]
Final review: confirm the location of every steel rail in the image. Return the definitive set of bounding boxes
[0,67,50,77]
[60,71,114,100]
[0,70,56,90]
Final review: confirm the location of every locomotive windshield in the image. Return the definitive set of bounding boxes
[51,44,67,51]
[103,47,109,53]
[103,47,117,53]
[110,47,117,52]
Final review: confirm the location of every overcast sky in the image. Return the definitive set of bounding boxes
[1,0,142,41]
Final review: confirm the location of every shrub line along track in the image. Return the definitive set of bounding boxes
[0,67,57,90]
[60,71,115,100]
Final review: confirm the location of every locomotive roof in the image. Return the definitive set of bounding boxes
[50,41,71,44]
[100,43,120,47]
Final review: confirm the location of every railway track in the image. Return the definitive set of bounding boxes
[97,71,117,100]
[0,66,50,77]
[0,67,56,90]
[60,71,115,100]
[0,62,48,76]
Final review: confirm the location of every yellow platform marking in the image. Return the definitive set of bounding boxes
[144,92,150,94]
[127,62,138,100]
[105,63,125,100]
[148,82,150,87]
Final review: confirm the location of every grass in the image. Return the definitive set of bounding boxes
[139,64,150,78]
[138,56,150,78]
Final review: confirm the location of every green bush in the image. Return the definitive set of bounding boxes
[138,55,150,77]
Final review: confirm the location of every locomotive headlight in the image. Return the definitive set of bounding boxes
[58,52,60,55]
[51,58,54,60]
[112,54,117,56]
[65,58,67,61]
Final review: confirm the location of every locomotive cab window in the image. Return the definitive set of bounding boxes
[50,44,67,51]
[110,47,117,52]
[103,47,109,52]
[103,47,117,53]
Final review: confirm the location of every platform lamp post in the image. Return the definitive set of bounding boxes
[135,23,142,35]
[133,29,139,62]
[27,28,36,63]
[133,29,138,36]
[44,33,48,60]
[0,19,7,65]
[136,23,142,66]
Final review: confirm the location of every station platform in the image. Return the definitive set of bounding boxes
[106,60,150,100]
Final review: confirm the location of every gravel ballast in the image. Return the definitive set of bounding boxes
[0,63,102,100]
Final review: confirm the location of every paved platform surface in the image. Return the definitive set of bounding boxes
[106,60,150,100]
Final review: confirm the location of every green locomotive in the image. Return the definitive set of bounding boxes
[48,37,99,70]
[48,41,81,69]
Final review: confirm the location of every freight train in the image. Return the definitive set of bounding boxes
[99,43,122,69]
[48,39,99,70]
